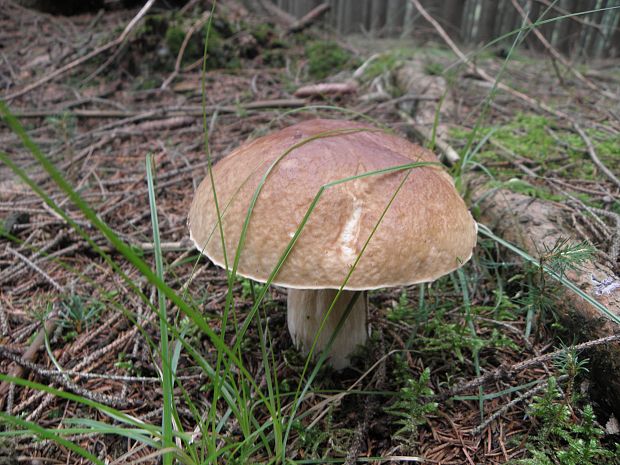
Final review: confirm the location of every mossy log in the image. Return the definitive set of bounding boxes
[393,60,620,415]
[474,186,620,416]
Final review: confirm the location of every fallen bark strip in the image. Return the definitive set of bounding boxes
[472,184,620,416]
[573,122,620,190]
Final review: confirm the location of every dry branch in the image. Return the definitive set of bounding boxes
[473,374,569,435]
[442,333,620,401]
[12,99,307,119]
[293,81,357,98]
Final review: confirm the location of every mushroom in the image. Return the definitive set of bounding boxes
[188,119,477,369]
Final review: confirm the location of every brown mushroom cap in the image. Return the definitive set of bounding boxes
[188,119,477,290]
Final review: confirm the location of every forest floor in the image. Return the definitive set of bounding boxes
[1,0,620,464]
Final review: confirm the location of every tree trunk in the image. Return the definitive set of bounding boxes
[477,0,499,44]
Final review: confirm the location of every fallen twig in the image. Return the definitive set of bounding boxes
[439,333,620,401]
[0,346,135,408]
[6,246,63,292]
[0,298,8,337]
[473,374,569,435]
[0,346,201,383]
[12,99,307,119]
[294,81,358,98]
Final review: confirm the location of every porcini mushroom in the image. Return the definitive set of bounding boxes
[188,119,477,369]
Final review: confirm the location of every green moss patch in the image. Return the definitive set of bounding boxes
[305,40,359,79]
[452,113,620,205]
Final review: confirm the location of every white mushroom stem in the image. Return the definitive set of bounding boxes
[287,289,368,369]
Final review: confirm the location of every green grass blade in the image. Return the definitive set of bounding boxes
[0,412,104,464]
[0,374,159,432]
[146,153,174,464]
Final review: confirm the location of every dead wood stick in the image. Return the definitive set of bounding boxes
[161,10,212,89]
[473,374,569,436]
[294,81,357,98]
[572,122,620,190]
[6,246,63,292]
[135,239,194,252]
[408,0,570,121]
[510,0,616,100]
[0,346,196,383]
[286,3,330,35]
[2,0,156,101]
[0,229,67,284]
[0,298,8,337]
[12,99,307,119]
